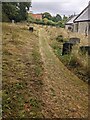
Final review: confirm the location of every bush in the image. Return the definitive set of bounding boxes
[68,56,80,68]
[27,14,35,23]
[56,35,64,42]
[56,21,65,28]
[2,12,10,22]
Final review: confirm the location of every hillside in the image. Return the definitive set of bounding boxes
[2,23,88,118]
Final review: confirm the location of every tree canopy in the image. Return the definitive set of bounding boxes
[2,2,31,22]
[42,12,63,22]
[42,12,52,20]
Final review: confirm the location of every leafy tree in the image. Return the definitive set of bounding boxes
[2,3,18,21]
[55,14,62,22]
[49,14,62,22]
[51,16,56,22]
[2,2,31,22]
[27,13,35,23]
[63,15,68,23]
[42,12,52,20]
[16,2,31,21]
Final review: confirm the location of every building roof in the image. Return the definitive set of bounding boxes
[65,15,77,25]
[31,14,42,19]
[74,3,90,22]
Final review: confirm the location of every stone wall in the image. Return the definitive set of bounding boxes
[74,22,89,35]
[65,24,73,31]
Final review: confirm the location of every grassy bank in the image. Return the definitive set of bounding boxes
[45,27,89,83]
[49,37,89,83]
[2,23,44,118]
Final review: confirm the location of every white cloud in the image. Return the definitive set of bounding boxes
[31,0,89,16]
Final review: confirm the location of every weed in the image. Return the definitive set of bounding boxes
[50,88,56,96]
[15,83,24,89]
[56,35,64,42]
[50,36,89,83]
[32,49,43,77]
[30,98,39,108]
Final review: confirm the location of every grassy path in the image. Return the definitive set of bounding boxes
[39,28,88,118]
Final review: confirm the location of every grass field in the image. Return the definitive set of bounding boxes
[2,23,88,118]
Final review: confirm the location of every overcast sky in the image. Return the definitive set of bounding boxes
[31,0,89,16]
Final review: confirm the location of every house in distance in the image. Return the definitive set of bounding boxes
[65,1,90,36]
[65,15,77,32]
[31,13,42,20]
[73,1,90,36]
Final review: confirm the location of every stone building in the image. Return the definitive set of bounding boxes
[65,16,77,32]
[73,2,90,36]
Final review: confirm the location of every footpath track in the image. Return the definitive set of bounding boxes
[39,28,88,118]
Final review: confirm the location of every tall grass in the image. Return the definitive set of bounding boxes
[50,35,89,83]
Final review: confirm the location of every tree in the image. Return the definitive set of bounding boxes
[16,2,31,21]
[51,16,56,22]
[2,2,31,22]
[42,12,52,20]
[55,14,62,22]
[2,3,19,21]
[50,14,62,22]
[63,15,68,23]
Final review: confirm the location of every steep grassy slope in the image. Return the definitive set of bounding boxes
[2,23,88,119]
[2,23,44,118]
[38,27,88,118]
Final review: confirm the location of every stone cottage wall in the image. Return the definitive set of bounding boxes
[74,22,89,35]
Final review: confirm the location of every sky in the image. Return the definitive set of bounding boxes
[30,0,89,16]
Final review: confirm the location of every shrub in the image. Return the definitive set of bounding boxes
[56,21,65,28]
[2,12,10,22]
[68,56,80,68]
[56,35,64,42]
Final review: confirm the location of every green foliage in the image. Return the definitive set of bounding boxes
[56,35,64,42]
[17,2,31,21]
[27,13,35,23]
[2,2,31,22]
[28,11,67,28]
[51,16,56,22]
[52,14,62,22]
[56,14,62,21]
[56,21,65,28]
[42,12,52,20]
[43,18,49,24]
[2,11,10,22]
[30,98,39,108]
[2,3,18,21]
[42,12,65,27]
[47,20,56,26]
[62,15,68,23]
[50,39,89,83]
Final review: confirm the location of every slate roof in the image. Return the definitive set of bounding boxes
[66,16,77,25]
[74,3,90,22]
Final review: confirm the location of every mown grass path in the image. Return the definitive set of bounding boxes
[39,28,88,118]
